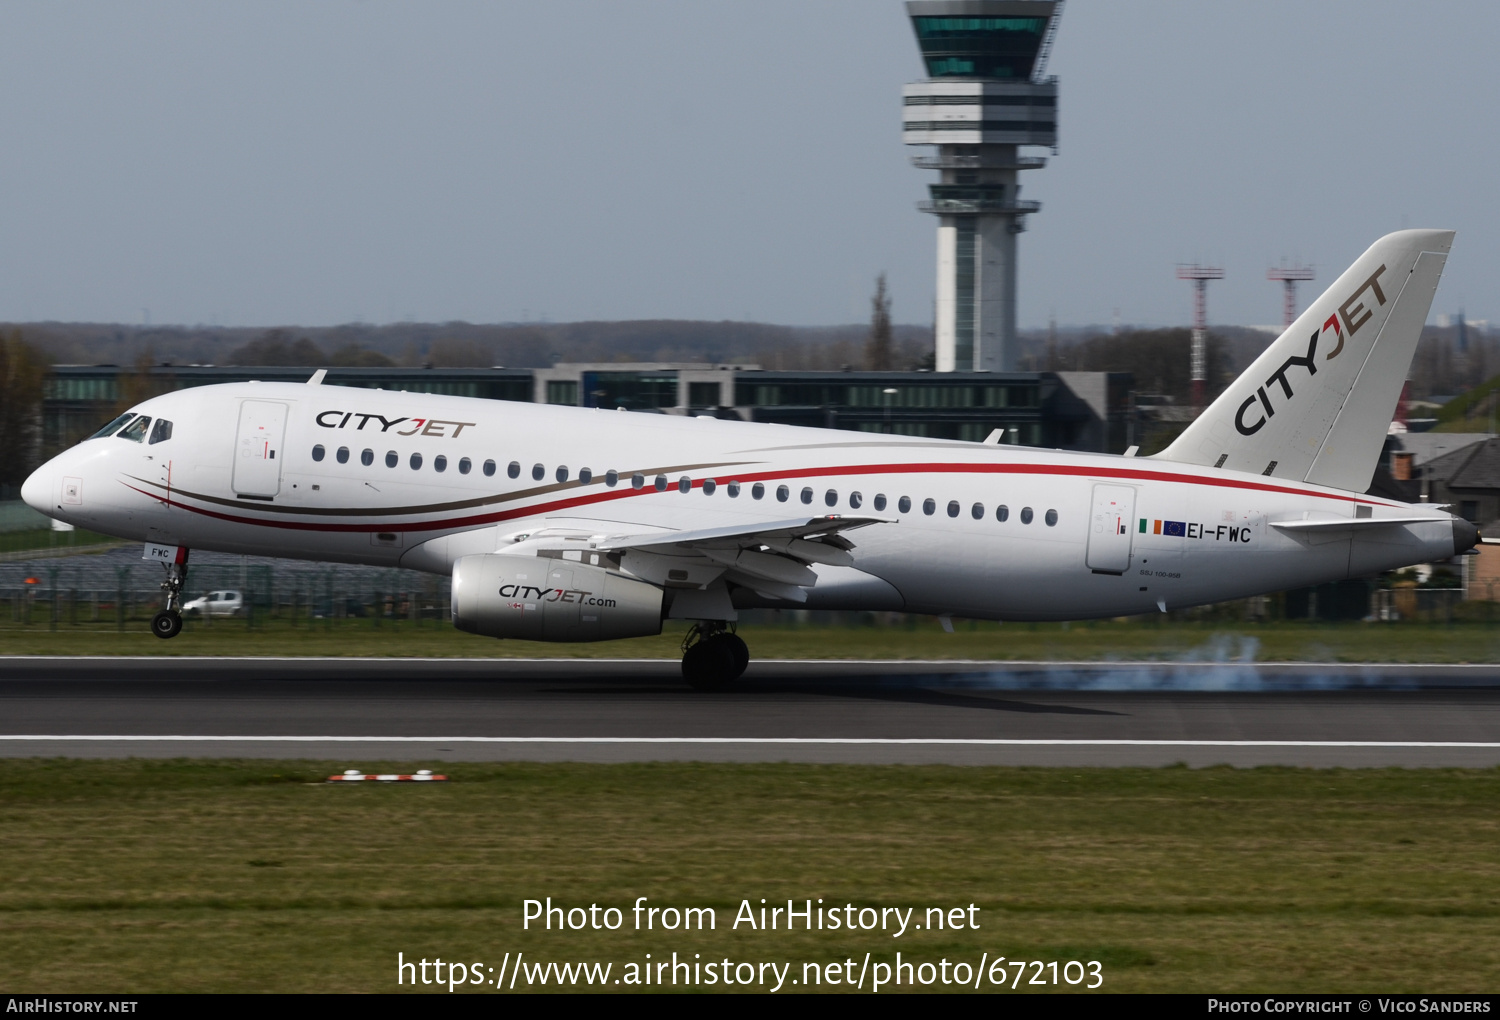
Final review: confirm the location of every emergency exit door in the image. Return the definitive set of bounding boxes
[233,400,288,498]
[1086,484,1135,573]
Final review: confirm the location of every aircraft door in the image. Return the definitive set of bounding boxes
[1086,483,1136,573]
[232,400,289,498]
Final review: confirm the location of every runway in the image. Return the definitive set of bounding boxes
[2,656,1499,767]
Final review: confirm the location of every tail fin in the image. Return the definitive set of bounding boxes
[1155,229,1453,491]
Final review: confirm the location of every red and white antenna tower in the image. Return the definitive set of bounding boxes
[1267,263,1315,329]
[1177,263,1224,411]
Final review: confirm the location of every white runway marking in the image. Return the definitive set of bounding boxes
[2,736,1499,748]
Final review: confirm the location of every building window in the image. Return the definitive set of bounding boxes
[1020,507,1034,524]
[954,218,977,369]
[337,447,350,464]
[546,380,579,405]
[1461,501,1480,522]
[688,381,720,408]
[312,445,325,462]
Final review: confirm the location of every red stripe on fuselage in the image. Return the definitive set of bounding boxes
[122,459,1399,536]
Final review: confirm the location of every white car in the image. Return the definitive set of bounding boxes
[183,590,243,617]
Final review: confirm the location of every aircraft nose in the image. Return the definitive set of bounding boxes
[20,466,51,514]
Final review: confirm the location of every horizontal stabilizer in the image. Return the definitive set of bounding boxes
[1270,516,1451,532]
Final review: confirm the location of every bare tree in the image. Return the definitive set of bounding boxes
[0,330,48,489]
[865,273,893,371]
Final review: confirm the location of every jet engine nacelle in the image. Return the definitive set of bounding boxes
[451,554,664,642]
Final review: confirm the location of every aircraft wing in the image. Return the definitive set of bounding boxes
[594,515,893,604]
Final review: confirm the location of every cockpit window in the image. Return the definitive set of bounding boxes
[148,419,174,445]
[116,416,152,443]
[89,413,137,440]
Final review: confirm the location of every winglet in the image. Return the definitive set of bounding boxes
[307,369,327,386]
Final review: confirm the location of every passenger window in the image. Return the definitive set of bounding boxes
[458,457,471,474]
[776,485,789,502]
[1045,509,1058,527]
[117,416,151,443]
[800,487,813,504]
[996,504,1009,522]
[874,494,887,511]
[751,482,765,500]
[556,466,569,483]
[825,489,838,507]
[90,413,137,440]
[579,468,592,484]
[654,475,668,491]
[703,479,717,495]
[507,461,519,479]
[606,470,619,487]
[532,464,545,481]
[434,455,447,473]
[898,496,911,514]
[727,480,740,497]
[362,449,374,466]
[148,419,174,444]
[849,491,862,509]
[971,502,984,520]
[484,459,497,477]
[312,444,325,462]
[632,473,645,489]
[337,447,350,464]
[410,452,423,470]
[946,501,959,518]
[1021,507,1034,524]
[923,499,936,516]
[385,451,398,468]
[678,476,691,493]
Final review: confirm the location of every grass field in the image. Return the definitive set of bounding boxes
[3,615,1500,663]
[0,760,1496,993]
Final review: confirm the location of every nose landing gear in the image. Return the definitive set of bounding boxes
[151,553,190,640]
[681,622,749,690]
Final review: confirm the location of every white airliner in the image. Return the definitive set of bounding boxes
[21,230,1474,685]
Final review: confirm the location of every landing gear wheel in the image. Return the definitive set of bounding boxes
[151,610,183,640]
[682,638,735,690]
[723,633,749,680]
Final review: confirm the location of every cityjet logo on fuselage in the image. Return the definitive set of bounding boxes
[314,411,476,438]
[1234,264,1388,436]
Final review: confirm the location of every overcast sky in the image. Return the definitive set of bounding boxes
[0,1,1494,330]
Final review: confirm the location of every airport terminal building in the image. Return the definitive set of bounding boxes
[42,363,1133,456]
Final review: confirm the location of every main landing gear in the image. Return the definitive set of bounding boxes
[681,622,749,690]
[151,553,190,640]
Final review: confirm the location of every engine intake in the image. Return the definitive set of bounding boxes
[451,554,664,642]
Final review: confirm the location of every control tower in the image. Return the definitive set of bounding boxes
[903,1,1061,372]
